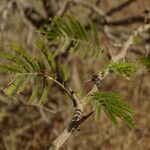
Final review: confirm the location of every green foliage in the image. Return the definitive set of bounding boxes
[139,56,150,70]
[0,14,136,131]
[104,62,138,79]
[0,64,24,73]
[60,64,69,83]
[35,40,56,72]
[5,75,24,95]
[40,14,101,58]
[28,76,42,104]
[0,43,49,104]
[0,51,30,71]
[39,79,49,106]
[88,19,101,58]
[16,75,32,94]
[84,91,134,129]
[0,14,102,105]
[8,43,37,71]
[88,19,99,46]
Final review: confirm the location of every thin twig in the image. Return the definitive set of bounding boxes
[68,0,112,23]
[106,0,137,16]
[57,0,70,17]
[41,0,55,18]
[45,75,77,107]
[112,24,150,62]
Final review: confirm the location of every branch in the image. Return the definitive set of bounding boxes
[92,7,150,26]
[47,94,83,150]
[47,111,94,150]
[41,0,55,18]
[0,0,16,30]
[16,0,49,28]
[106,0,137,16]
[56,1,70,17]
[103,15,150,26]
[68,0,149,26]
[23,6,47,28]
[68,0,112,23]
[112,24,150,62]
[47,82,99,150]
[44,75,77,107]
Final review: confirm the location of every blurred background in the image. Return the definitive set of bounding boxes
[0,0,150,150]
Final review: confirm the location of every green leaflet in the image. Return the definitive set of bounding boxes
[112,107,135,129]
[5,76,24,95]
[66,15,88,40]
[5,75,32,95]
[47,54,56,73]
[94,102,102,121]
[16,75,32,94]
[28,76,41,104]
[39,80,49,106]
[83,95,92,108]
[34,57,46,72]
[104,105,118,127]
[60,64,69,83]
[0,51,30,71]
[35,40,49,59]
[88,19,99,46]
[53,34,69,57]
[8,43,37,71]
[0,64,24,73]
[107,98,134,113]
[35,40,56,72]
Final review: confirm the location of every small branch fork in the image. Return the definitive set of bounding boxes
[112,24,150,62]
[47,76,100,150]
[47,110,94,150]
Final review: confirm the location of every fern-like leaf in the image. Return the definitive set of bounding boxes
[86,91,134,129]
[92,92,134,113]
[0,51,30,71]
[105,62,137,79]
[8,43,38,71]
[41,14,101,57]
